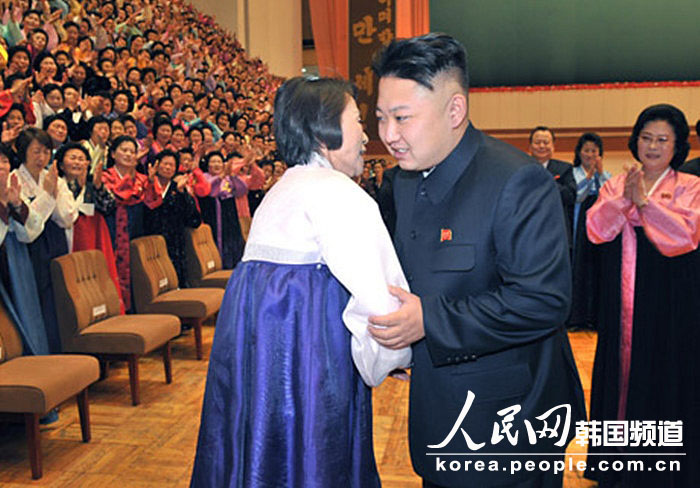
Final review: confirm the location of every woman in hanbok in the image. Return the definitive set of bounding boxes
[56,142,124,313]
[102,135,162,311]
[198,150,246,269]
[585,104,700,487]
[191,77,411,488]
[11,128,77,353]
[568,132,611,330]
[0,144,50,356]
[144,149,202,287]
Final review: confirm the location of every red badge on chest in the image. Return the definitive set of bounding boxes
[440,228,452,242]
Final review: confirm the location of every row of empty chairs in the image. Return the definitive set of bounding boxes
[0,224,230,479]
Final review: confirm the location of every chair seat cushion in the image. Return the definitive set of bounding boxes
[69,314,181,355]
[145,288,223,319]
[196,270,232,289]
[0,355,99,413]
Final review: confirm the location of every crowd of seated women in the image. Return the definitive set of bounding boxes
[0,0,288,363]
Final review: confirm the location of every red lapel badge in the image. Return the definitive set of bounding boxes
[553,174,561,180]
[440,228,452,242]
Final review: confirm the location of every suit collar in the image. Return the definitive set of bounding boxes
[422,123,481,205]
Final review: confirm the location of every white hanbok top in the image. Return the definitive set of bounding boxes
[243,153,412,387]
[12,165,78,243]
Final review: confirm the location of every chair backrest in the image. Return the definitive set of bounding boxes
[0,301,24,363]
[185,224,223,284]
[130,235,179,313]
[51,250,122,350]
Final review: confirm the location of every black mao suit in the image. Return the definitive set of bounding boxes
[392,125,586,487]
[679,157,700,176]
[544,158,576,246]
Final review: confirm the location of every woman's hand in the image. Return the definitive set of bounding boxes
[174,174,188,192]
[43,162,59,198]
[7,173,22,207]
[623,164,647,208]
[92,161,103,189]
[1,121,21,144]
[595,155,604,175]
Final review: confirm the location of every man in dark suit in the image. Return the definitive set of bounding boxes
[529,126,576,245]
[369,34,585,488]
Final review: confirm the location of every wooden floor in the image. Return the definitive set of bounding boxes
[0,321,598,487]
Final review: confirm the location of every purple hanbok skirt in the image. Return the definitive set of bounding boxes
[191,261,380,488]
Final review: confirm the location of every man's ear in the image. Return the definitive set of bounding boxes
[447,93,468,129]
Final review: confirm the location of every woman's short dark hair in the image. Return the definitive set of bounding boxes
[273,76,355,166]
[6,46,31,74]
[154,117,173,134]
[43,113,68,132]
[118,114,136,127]
[77,35,94,50]
[112,89,135,113]
[107,135,137,167]
[201,150,224,172]
[41,83,63,98]
[16,128,53,162]
[628,104,689,170]
[372,33,469,95]
[87,115,109,137]
[187,126,203,139]
[30,27,48,43]
[573,132,604,167]
[3,102,26,121]
[33,52,58,75]
[155,149,179,167]
[55,142,90,177]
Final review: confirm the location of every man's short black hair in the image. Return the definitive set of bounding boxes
[529,126,555,143]
[372,33,469,94]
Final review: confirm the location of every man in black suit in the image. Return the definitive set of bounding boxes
[369,34,585,488]
[529,126,576,245]
[679,119,700,176]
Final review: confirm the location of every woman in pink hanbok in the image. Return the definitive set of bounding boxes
[585,104,700,487]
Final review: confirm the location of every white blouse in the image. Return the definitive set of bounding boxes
[244,153,412,387]
[12,165,79,243]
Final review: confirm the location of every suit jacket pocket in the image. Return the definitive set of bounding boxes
[432,243,475,272]
[450,363,532,403]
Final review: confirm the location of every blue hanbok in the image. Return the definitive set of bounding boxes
[191,155,411,488]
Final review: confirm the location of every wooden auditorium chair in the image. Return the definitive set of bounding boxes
[185,223,233,289]
[130,235,224,360]
[51,250,180,406]
[0,301,99,480]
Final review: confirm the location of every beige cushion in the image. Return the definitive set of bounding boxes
[186,224,224,287]
[130,236,181,314]
[0,355,99,413]
[68,314,181,355]
[197,270,232,289]
[144,288,223,319]
[51,250,123,350]
[0,302,24,363]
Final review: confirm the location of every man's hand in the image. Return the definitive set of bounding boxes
[368,286,425,349]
